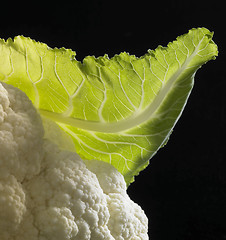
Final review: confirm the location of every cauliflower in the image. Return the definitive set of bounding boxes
[0,82,148,240]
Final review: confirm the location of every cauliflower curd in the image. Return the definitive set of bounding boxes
[0,82,148,239]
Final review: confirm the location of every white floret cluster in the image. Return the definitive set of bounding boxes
[0,82,148,240]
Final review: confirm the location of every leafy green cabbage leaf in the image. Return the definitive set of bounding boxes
[0,28,218,185]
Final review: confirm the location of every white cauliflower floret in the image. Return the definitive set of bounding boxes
[85,160,148,240]
[25,141,113,240]
[0,82,148,240]
[0,83,44,181]
[0,175,26,236]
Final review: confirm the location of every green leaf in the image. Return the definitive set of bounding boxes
[0,28,218,185]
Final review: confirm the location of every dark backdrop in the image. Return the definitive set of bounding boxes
[2,1,225,239]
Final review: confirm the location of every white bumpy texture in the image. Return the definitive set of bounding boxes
[0,82,148,240]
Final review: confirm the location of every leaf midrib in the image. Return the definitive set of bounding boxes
[39,39,203,133]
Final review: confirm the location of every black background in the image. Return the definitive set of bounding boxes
[2,1,226,239]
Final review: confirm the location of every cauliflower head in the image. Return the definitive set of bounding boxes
[0,82,148,240]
